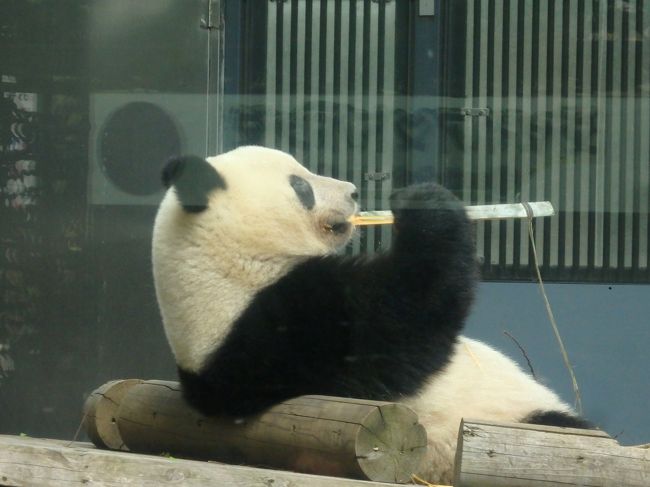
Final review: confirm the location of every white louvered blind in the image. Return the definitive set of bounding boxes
[460,0,649,282]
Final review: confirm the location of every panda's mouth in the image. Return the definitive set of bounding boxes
[323,220,351,235]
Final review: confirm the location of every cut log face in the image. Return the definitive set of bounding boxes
[82,379,142,451]
[84,379,428,484]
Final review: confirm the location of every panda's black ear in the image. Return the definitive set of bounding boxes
[162,155,226,213]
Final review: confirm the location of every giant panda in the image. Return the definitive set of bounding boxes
[152,145,591,484]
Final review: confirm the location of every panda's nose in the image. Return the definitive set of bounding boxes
[350,190,359,202]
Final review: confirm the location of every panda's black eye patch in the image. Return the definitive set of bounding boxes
[289,175,315,210]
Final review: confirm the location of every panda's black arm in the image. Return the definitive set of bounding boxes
[337,182,478,397]
[180,183,478,416]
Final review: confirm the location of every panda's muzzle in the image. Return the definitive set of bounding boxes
[324,221,351,235]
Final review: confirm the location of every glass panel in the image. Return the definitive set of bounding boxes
[224,1,649,449]
[0,0,648,462]
[0,0,221,437]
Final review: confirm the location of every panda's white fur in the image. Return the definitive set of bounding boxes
[152,146,588,484]
[402,337,572,481]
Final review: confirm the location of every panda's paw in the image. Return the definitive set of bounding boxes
[390,183,467,227]
[390,182,461,206]
[388,184,473,258]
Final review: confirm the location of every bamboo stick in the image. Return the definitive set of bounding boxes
[349,201,555,226]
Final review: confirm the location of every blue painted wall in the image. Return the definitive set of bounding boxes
[466,282,650,445]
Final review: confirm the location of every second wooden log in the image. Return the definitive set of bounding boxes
[454,419,650,487]
[85,379,428,484]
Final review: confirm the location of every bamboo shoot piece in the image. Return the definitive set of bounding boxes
[349,201,555,226]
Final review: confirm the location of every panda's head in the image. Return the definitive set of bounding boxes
[158,146,359,260]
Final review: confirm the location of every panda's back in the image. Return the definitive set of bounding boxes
[406,336,570,427]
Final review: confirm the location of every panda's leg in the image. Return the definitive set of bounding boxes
[522,410,594,429]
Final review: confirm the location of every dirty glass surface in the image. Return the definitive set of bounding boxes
[1,0,649,449]
[0,0,218,437]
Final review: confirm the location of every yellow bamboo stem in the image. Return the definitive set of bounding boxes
[348,201,555,226]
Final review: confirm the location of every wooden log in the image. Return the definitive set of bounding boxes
[454,419,650,487]
[0,434,399,487]
[85,380,427,484]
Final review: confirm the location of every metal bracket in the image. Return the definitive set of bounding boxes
[462,108,490,117]
[364,172,391,182]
